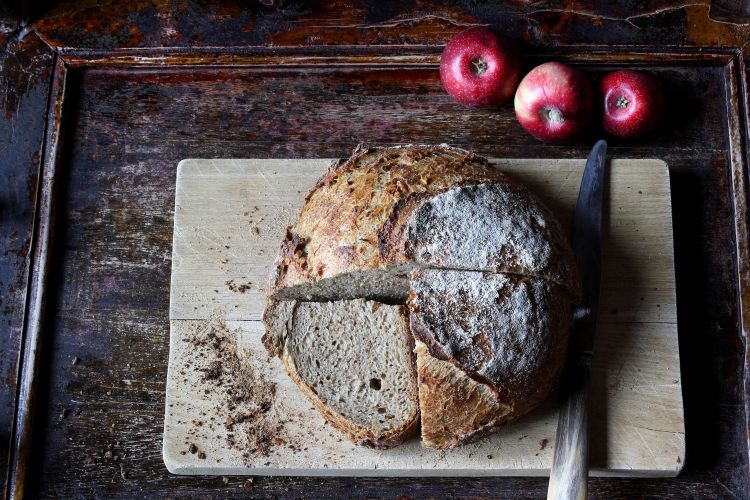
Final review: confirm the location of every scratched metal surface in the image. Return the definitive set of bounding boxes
[0,31,54,493]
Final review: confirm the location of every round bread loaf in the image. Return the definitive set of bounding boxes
[264,144,580,449]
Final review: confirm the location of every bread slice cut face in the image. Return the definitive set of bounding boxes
[263,299,419,449]
[263,145,579,450]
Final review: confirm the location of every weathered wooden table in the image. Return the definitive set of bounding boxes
[1,1,749,498]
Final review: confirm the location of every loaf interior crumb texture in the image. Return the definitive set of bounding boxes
[409,269,570,414]
[405,183,578,295]
[272,299,418,436]
[270,268,410,303]
[415,341,511,450]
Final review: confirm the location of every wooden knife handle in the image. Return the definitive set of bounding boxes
[547,355,592,500]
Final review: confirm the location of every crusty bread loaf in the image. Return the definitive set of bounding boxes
[264,144,579,450]
[269,145,580,302]
[262,298,419,449]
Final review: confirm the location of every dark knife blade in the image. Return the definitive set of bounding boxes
[570,139,607,354]
[547,139,607,500]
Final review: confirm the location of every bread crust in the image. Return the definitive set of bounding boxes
[263,300,420,449]
[269,144,580,300]
[415,341,512,450]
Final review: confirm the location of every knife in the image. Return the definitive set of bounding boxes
[547,140,607,500]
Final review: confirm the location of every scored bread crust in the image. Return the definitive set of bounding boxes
[262,300,420,449]
[409,269,571,448]
[268,144,580,300]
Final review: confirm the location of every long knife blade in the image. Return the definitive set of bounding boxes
[547,139,607,500]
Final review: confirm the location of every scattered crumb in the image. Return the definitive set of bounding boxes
[198,451,207,460]
[185,315,286,464]
[539,438,548,451]
[226,280,252,294]
[487,454,493,459]
[204,361,222,381]
[243,479,254,491]
[222,477,229,485]
[120,464,128,480]
[72,356,80,366]
[189,443,198,454]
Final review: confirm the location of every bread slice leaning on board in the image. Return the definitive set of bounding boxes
[262,144,581,450]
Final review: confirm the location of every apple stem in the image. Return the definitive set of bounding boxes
[543,107,565,123]
[471,58,488,76]
[617,96,629,108]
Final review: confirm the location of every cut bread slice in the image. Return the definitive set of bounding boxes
[270,267,410,303]
[262,298,419,449]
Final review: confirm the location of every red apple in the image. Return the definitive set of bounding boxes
[513,62,593,143]
[439,27,521,107]
[601,70,664,138]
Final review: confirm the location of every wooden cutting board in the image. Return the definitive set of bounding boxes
[164,158,684,477]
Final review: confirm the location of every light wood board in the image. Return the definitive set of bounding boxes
[164,158,684,477]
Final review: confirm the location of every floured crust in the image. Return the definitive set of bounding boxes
[262,300,420,449]
[404,183,579,297]
[410,269,570,427]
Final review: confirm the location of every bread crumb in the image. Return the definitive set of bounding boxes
[185,315,286,464]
